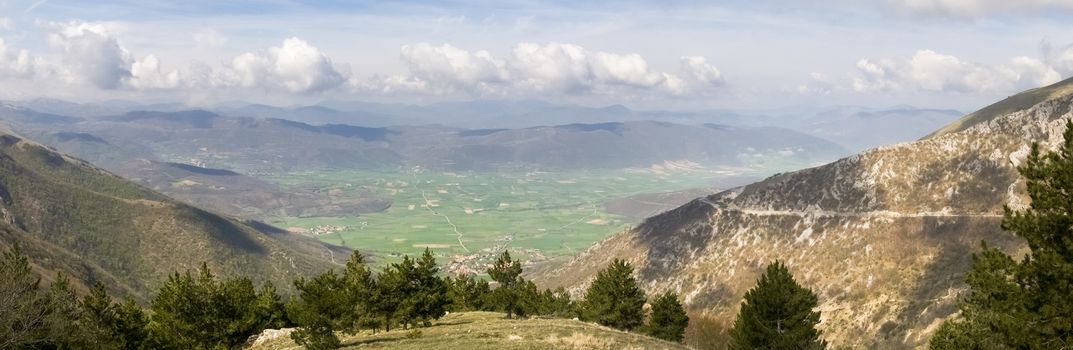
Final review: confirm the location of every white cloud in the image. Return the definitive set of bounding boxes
[888,0,1073,18]
[129,54,181,89]
[216,37,346,93]
[588,51,665,87]
[851,49,1062,93]
[1043,43,1073,76]
[0,38,38,79]
[381,42,724,97]
[399,43,509,93]
[0,18,13,31]
[508,42,593,92]
[45,21,132,89]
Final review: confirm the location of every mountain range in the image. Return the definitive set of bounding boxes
[536,77,1073,348]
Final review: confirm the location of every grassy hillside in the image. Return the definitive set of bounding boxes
[0,130,338,300]
[250,312,686,350]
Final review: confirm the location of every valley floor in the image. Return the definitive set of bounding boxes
[248,312,686,350]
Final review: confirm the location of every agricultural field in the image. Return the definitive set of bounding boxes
[263,162,781,274]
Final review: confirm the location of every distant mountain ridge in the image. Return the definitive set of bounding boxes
[11,111,848,173]
[2,98,961,152]
[537,77,1073,348]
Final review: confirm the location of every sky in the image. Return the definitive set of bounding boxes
[0,0,1072,111]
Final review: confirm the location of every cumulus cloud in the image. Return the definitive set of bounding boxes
[2,24,724,99]
[381,42,725,97]
[851,49,1061,93]
[40,20,184,91]
[129,55,181,89]
[0,38,38,79]
[399,43,508,93]
[508,42,593,92]
[888,0,1073,18]
[215,37,346,93]
[45,21,132,89]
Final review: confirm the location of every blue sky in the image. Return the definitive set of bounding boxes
[0,0,1072,111]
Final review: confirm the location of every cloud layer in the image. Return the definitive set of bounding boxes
[0,22,726,100]
[888,0,1073,18]
[380,42,724,97]
[851,50,1061,93]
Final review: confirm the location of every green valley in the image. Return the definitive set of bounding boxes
[263,165,761,273]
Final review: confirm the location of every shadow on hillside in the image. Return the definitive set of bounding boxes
[180,207,266,255]
[341,336,407,346]
[875,216,1011,348]
[634,198,718,281]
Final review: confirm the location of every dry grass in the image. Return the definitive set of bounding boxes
[248,312,687,350]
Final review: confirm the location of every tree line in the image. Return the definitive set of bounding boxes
[0,248,692,349]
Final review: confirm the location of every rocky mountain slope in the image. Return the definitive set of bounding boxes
[0,129,340,300]
[537,77,1073,348]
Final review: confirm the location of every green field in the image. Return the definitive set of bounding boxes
[262,164,775,272]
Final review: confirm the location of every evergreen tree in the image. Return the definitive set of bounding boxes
[289,270,348,350]
[73,282,122,349]
[113,298,148,350]
[341,251,378,333]
[645,291,689,343]
[582,259,646,331]
[538,287,577,318]
[487,251,524,319]
[446,273,491,311]
[514,279,541,319]
[728,261,826,350]
[372,263,404,332]
[389,255,421,329]
[147,263,278,349]
[0,246,78,349]
[932,121,1073,349]
[413,249,449,326]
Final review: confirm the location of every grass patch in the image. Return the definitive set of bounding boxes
[250,312,687,350]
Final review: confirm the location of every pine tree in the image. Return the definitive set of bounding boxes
[74,282,123,349]
[582,259,646,331]
[931,121,1073,349]
[645,291,689,343]
[113,298,148,350]
[728,261,826,350]
[487,251,524,319]
[147,263,278,349]
[446,273,491,311]
[389,255,421,329]
[0,246,78,348]
[538,287,577,318]
[289,270,348,350]
[373,263,404,332]
[413,249,448,326]
[341,251,378,333]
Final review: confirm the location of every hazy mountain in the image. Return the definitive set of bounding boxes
[12,111,848,173]
[0,129,340,301]
[792,106,962,152]
[24,128,391,220]
[537,77,1073,348]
